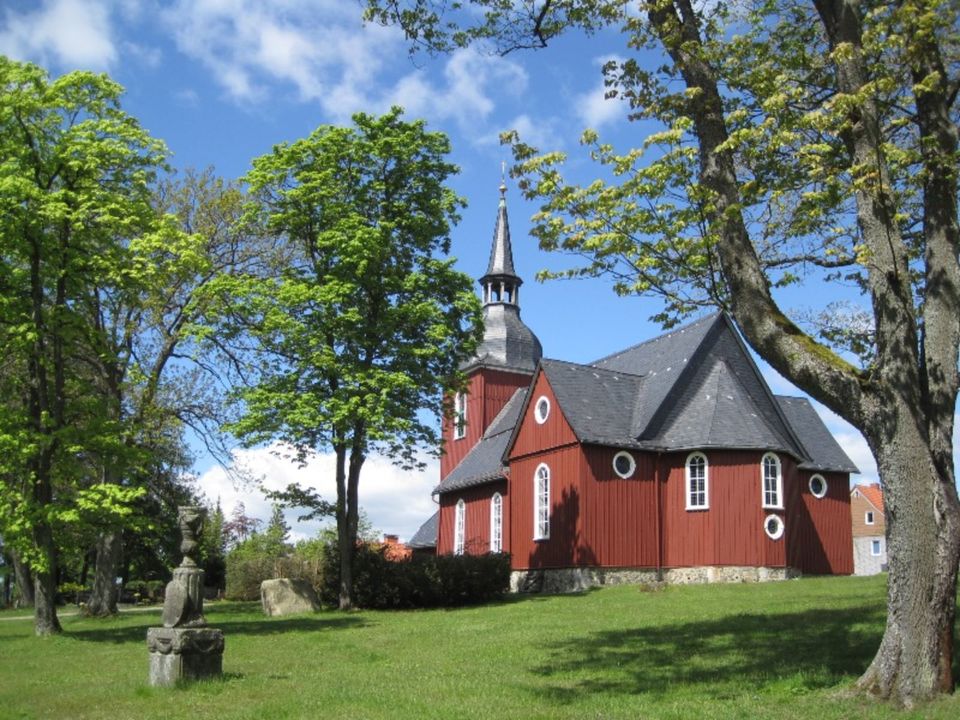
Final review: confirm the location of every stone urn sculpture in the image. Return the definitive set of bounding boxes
[146,506,225,686]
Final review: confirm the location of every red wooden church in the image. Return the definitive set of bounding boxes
[408,185,857,591]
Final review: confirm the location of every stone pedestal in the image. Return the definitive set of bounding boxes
[147,627,225,687]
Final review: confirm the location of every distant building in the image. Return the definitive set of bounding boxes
[850,483,887,575]
[410,184,858,591]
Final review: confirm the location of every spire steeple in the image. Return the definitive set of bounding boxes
[480,182,522,307]
[463,180,542,373]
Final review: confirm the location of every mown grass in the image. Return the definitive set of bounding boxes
[1,574,958,719]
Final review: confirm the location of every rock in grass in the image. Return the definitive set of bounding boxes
[260,578,321,617]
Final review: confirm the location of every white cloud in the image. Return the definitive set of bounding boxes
[575,54,627,130]
[0,0,118,70]
[197,443,438,544]
[162,1,528,137]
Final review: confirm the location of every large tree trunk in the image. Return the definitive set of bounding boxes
[84,530,122,616]
[32,523,61,636]
[335,444,353,610]
[855,397,960,703]
[10,550,35,609]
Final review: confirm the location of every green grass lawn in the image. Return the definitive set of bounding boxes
[1,574,958,719]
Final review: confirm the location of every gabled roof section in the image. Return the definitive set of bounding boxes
[852,483,884,512]
[435,387,526,495]
[537,359,646,447]
[408,511,438,549]
[592,313,719,438]
[777,396,860,473]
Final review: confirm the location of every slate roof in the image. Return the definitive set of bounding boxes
[536,360,646,447]
[408,511,439,549]
[466,303,542,373]
[481,185,519,280]
[434,388,525,495]
[777,396,860,473]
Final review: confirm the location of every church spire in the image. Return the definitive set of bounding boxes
[463,179,542,373]
[480,182,522,306]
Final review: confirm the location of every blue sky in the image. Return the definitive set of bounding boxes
[2,0,889,540]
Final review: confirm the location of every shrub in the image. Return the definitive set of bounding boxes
[320,544,510,609]
[224,534,322,600]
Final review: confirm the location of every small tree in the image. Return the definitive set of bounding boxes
[205,108,482,609]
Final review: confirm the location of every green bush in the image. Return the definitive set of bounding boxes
[320,544,511,609]
[224,534,325,600]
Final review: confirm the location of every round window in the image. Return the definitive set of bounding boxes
[764,514,785,540]
[613,451,636,479]
[808,474,827,499]
[534,395,550,424]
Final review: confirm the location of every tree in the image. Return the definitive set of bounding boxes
[203,108,482,609]
[365,0,960,705]
[82,168,256,617]
[0,58,166,635]
[223,502,262,547]
[265,503,291,548]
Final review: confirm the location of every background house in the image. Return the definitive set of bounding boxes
[850,483,887,575]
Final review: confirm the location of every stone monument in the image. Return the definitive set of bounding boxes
[147,506,225,686]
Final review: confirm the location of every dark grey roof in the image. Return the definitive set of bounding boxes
[593,313,718,436]
[776,396,860,473]
[408,511,438,548]
[435,388,526,495]
[464,304,542,373]
[481,185,519,281]
[537,360,646,447]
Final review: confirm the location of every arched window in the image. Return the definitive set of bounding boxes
[490,493,503,553]
[454,499,465,555]
[453,392,466,440]
[534,463,550,540]
[762,453,783,509]
[686,452,709,510]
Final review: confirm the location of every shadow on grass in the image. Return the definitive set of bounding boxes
[68,613,368,645]
[530,603,886,702]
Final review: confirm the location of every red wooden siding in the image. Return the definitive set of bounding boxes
[580,446,659,568]
[440,369,531,481]
[436,480,508,556]
[509,371,577,460]
[660,450,786,569]
[509,445,583,569]
[787,471,853,574]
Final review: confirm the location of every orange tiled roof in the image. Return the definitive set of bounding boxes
[854,483,884,513]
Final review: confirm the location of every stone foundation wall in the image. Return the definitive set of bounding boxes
[510,565,800,594]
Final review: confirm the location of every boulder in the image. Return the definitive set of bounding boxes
[260,578,321,617]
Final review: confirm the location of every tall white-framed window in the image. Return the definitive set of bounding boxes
[871,539,882,556]
[685,452,709,510]
[865,511,875,525]
[453,392,467,440]
[490,493,503,553]
[453,499,465,555]
[534,463,550,540]
[761,453,783,509]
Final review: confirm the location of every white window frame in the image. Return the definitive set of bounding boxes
[490,493,503,553]
[453,499,465,555]
[453,392,467,440]
[761,453,783,509]
[871,539,882,556]
[534,395,551,424]
[534,463,550,540]
[865,511,875,525]
[612,451,636,479]
[808,474,827,499]
[764,513,785,540]
[685,452,709,510]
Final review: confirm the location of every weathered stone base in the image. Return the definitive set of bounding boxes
[510,565,800,594]
[147,627,224,686]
